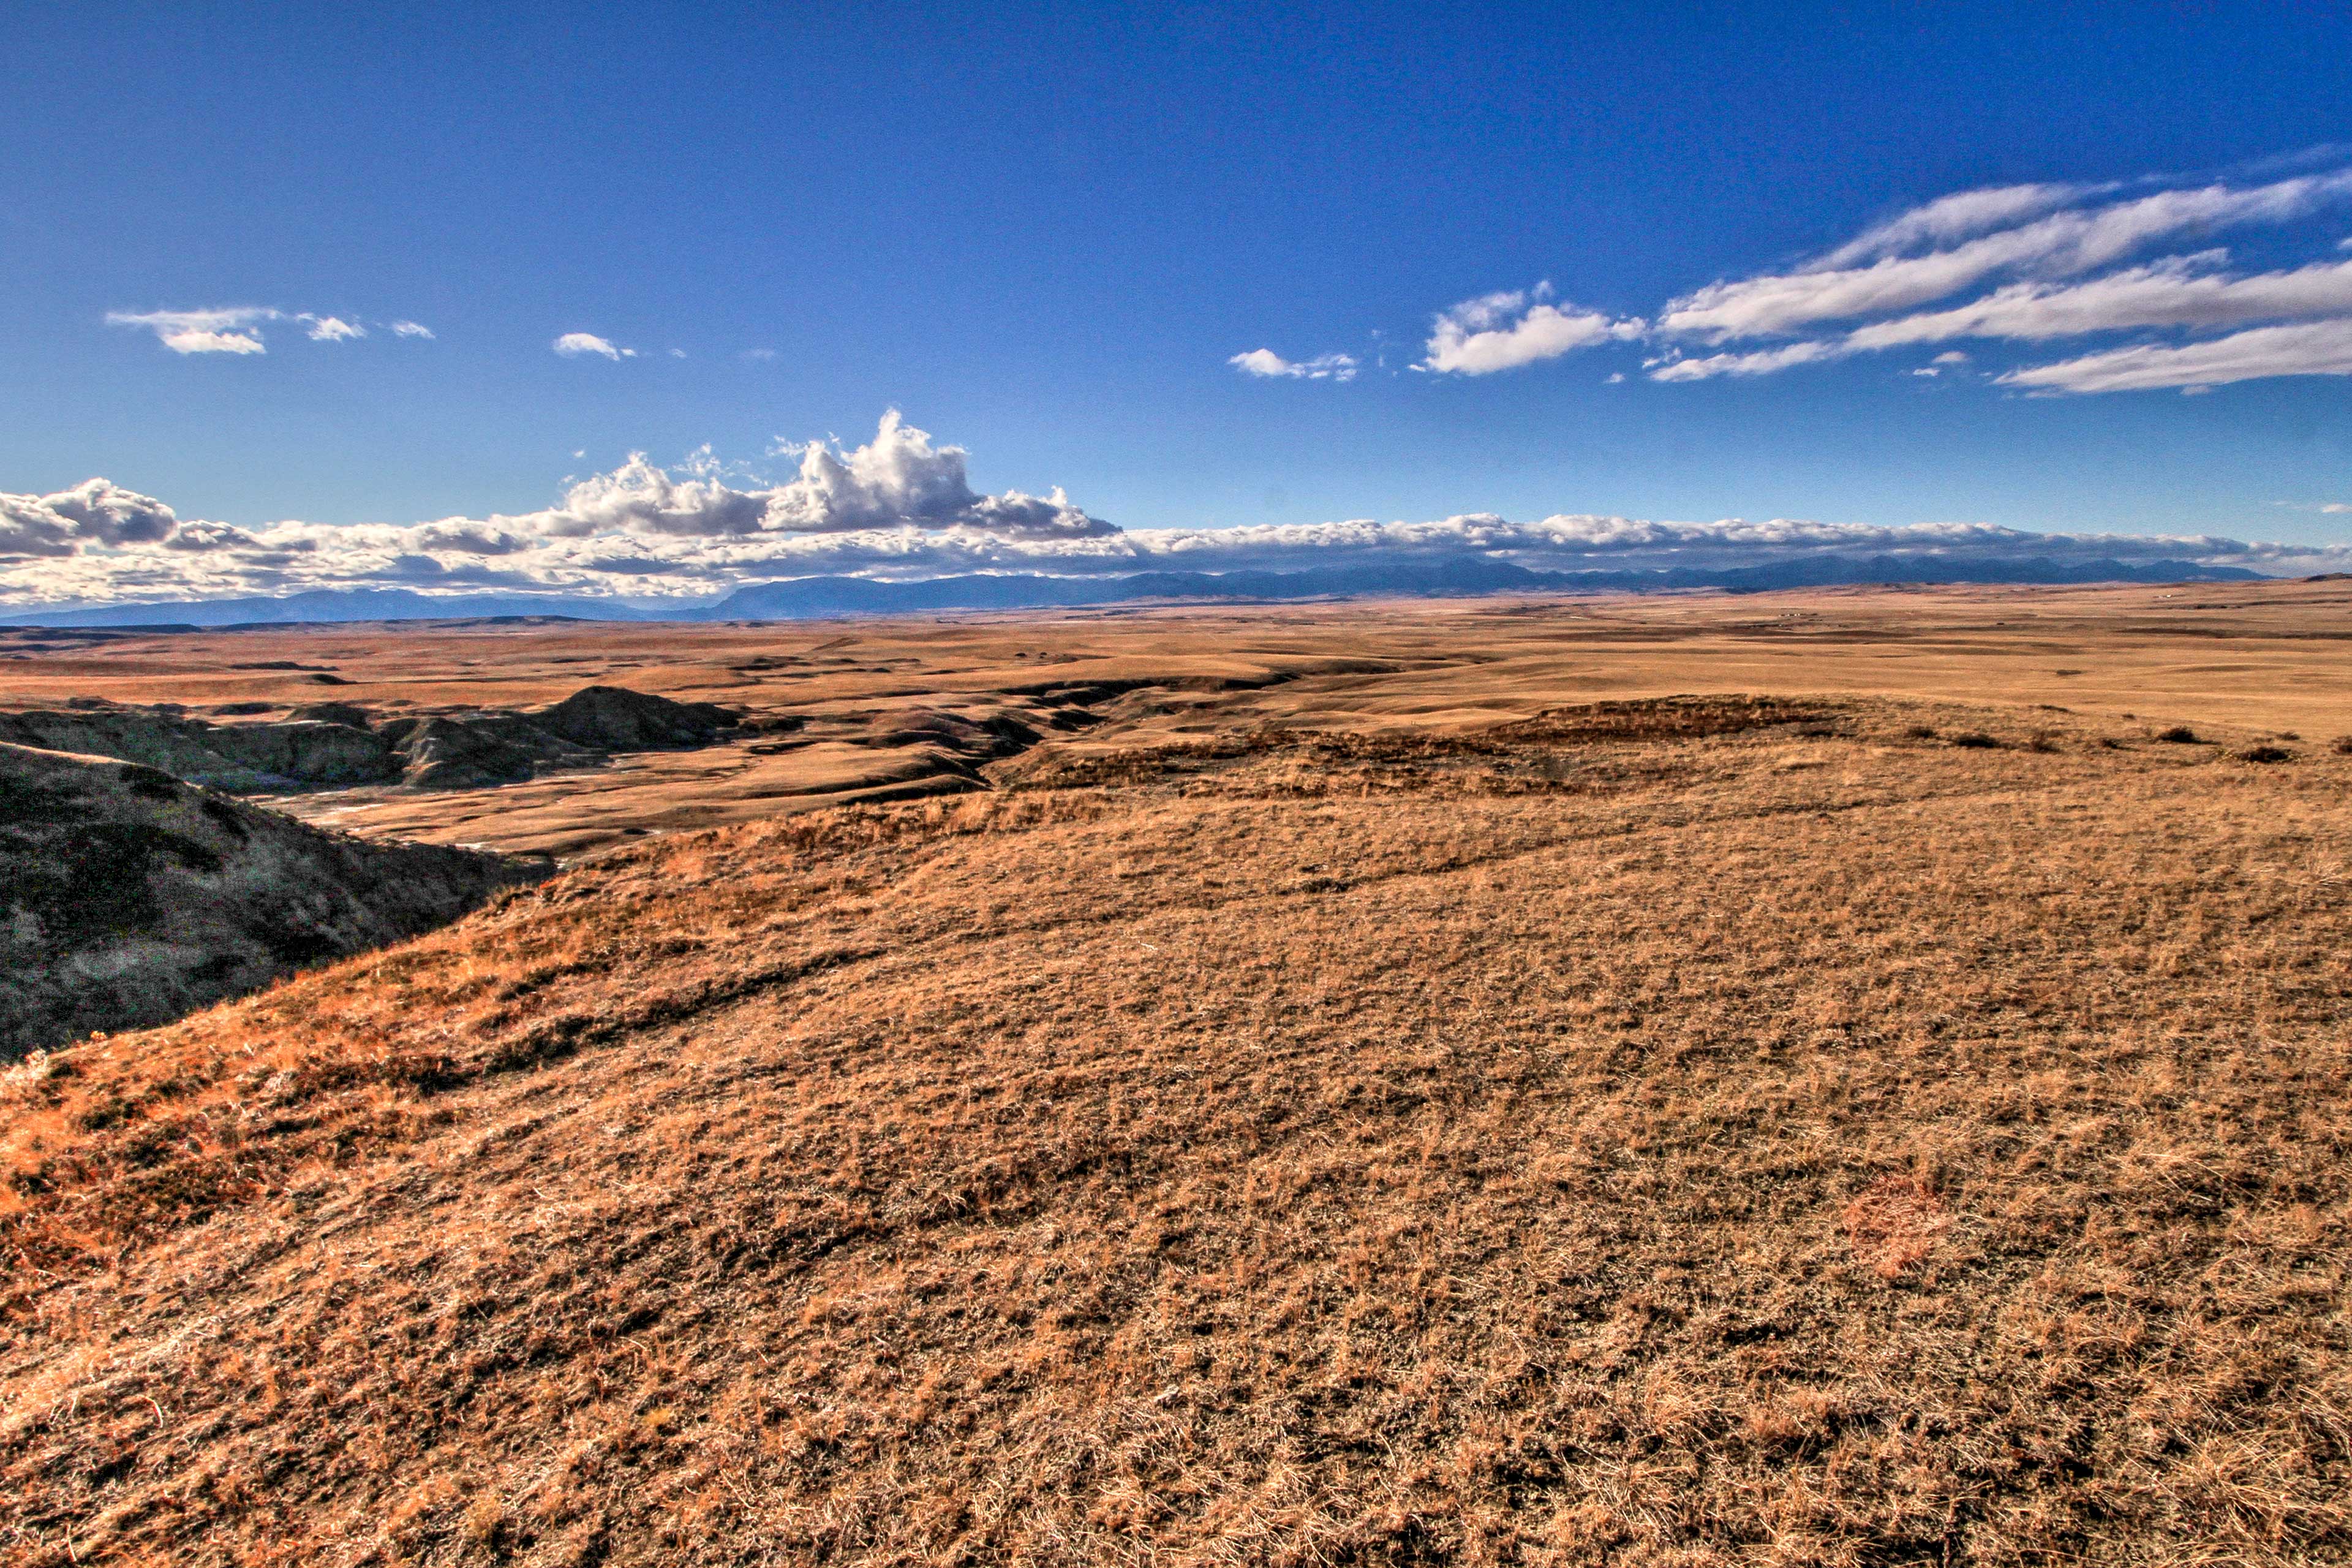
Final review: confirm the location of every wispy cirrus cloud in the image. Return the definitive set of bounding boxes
[1646,341,1842,382]
[1997,317,2352,394]
[1807,183,2093,269]
[1845,254,2352,349]
[1406,160,2352,393]
[1655,172,2352,344]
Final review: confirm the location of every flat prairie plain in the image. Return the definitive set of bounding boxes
[2,580,2350,1566]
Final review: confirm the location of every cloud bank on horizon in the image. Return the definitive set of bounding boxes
[1310,163,2352,394]
[5,413,2346,611]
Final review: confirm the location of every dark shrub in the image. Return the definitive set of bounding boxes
[2156,726,2202,744]
[1948,731,2002,749]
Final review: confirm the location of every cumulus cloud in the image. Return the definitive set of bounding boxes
[758,410,1110,536]
[0,413,1137,606]
[13,413,2345,613]
[554,333,631,360]
[107,306,429,355]
[1420,285,1643,374]
[9,412,2350,612]
[37,479,181,545]
[1229,348,1359,381]
[107,307,275,355]
[1,481,185,560]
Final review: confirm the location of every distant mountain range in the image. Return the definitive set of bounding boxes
[1,556,2265,629]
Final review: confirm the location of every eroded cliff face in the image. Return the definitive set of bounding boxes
[0,685,738,792]
[0,742,546,1055]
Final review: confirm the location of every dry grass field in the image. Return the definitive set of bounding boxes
[2,581,2351,1565]
[4,576,2346,857]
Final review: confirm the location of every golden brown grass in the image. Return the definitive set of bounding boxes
[2,676,2350,1565]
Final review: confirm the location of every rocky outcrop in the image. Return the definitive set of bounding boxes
[202,718,399,785]
[384,715,600,789]
[0,707,300,790]
[533,685,735,752]
[0,743,548,1056]
[286,701,374,728]
[0,687,738,794]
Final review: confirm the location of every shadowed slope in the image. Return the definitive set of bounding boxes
[0,744,545,1057]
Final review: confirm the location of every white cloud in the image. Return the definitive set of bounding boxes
[13,411,2352,612]
[1656,172,2352,342]
[107,306,431,355]
[1229,348,1359,381]
[756,410,1110,536]
[554,332,632,360]
[1,480,186,560]
[1846,254,2352,349]
[166,330,267,355]
[37,479,181,545]
[0,415,1134,605]
[1811,183,2090,268]
[530,454,773,537]
[1393,164,2352,394]
[1646,341,1845,382]
[1420,286,1642,374]
[107,307,275,355]
[1998,317,2352,393]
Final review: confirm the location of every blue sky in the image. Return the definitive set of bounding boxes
[6,1,2352,605]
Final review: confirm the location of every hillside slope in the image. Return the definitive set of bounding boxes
[0,743,545,1056]
[1,698,2348,1565]
[0,685,736,792]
